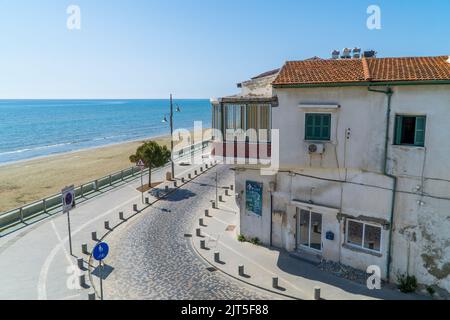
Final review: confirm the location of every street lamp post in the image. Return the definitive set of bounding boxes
[163,94,181,180]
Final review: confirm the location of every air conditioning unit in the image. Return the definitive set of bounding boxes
[307,143,325,154]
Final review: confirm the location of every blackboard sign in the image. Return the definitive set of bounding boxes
[246,181,263,216]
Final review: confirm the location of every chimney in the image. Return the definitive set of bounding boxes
[363,50,377,58]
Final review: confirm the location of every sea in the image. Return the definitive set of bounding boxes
[0,99,212,165]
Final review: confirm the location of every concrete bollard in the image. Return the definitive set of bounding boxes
[82,244,89,255]
[238,265,245,277]
[91,232,98,241]
[104,221,110,230]
[88,293,96,300]
[200,240,206,250]
[272,277,279,289]
[314,287,321,300]
[79,274,86,288]
[196,228,202,237]
[133,204,138,212]
[214,251,220,263]
[119,212,125,221]
[199,218,204,227]
[77,258,84,270]
[205,209,210,217]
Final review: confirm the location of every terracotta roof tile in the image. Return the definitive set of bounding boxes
[273,56,450,86]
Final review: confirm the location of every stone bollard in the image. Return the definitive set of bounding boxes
[88,293,96,301]
[214,252,220,263]
[199,218,204,227]
[314,287,321,300]
[133,204,138,212]
[119,212,125,221]
[104,221,110,230]
[205,209,210,217]
[77,258,84,270]
[82,244,89,255]
[272,277,279,289]
[219,195,223,202]
[196,228,202,237]
[79,274,86,288]
[238,265,245,277]
[200,240,206,250]
[91,232,98,241]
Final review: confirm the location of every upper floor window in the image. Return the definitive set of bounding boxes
[394,115,426,147]
[305,113,331,141]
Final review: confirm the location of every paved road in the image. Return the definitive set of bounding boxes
[103,165,277,300]
[0,149,214,300]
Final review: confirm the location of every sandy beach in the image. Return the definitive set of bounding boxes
[0,130,210,213]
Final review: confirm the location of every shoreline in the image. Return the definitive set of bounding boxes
[0,129,211,212]
[0,132,172,168]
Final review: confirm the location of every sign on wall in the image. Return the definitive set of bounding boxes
[246,181,263,217]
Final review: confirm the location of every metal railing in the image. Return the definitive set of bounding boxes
[0,140,211,231]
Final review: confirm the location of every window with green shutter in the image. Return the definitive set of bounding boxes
[394,115,426,147]
[305,113,331,141]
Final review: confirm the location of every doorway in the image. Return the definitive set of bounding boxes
[297,208,323,252]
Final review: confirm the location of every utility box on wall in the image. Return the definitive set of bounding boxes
[326,231,335,241]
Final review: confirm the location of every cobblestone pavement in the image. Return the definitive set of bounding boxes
[103,165,278,300]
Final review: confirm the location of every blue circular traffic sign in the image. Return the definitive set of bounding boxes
[93,242,109,261]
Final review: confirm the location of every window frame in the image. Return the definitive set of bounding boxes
[304,113,332,141]
[345,219,383,254]
[394,115,426,147]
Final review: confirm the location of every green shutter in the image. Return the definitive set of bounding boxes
[395,116,403,145]
[305,113,331,141]
[414,116,426,147]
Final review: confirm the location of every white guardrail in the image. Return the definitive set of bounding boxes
[0,140,211,232]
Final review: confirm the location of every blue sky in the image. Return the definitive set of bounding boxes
[0,0,449,99]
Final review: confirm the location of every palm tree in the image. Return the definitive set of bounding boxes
[130,141,171,188]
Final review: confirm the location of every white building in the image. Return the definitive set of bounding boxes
[211,55,450,294]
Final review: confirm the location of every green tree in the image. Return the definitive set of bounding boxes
[130,141,171,188]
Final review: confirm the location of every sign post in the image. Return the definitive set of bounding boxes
[62,185,76,256]
[93,242,109,301]
[136,160,145,204]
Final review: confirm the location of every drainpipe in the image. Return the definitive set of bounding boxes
[368,87,397,283]
[270,192,273,247]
